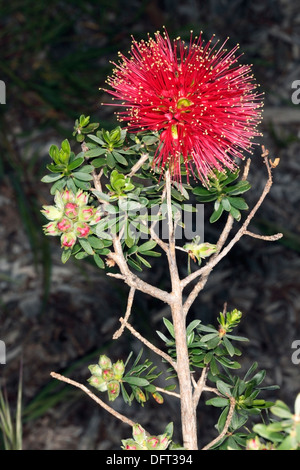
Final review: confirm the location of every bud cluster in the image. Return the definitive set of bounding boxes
[87,355,125,402]
[121,423,170,450]
[41,189,101,249]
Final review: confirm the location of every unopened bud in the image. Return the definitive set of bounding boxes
[107,380,120,401]
[132,424,147,445]
[146,436,159,449]
[112,360,125,380]
[99,355,112,369]
[61,232,76,249]
[43,222,60,236]
[41,205,63,221]
[75,190,89,206]
[134,387,146,404]
[64,202,78,219]
[57,218,73,232]
[74,222,90,238]
[152,391,164,404]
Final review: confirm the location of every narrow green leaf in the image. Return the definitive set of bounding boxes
[93,254,105,269]
[122,377,149,387]
[210,205,224,223]
[85,147,107,158]
[138,240,157,252]
[206,397,229,407]
[78,238,94,255]
[41,173,63,183]
[67,157,84,171]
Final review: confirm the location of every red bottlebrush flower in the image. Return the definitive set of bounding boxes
[104,29,263,183]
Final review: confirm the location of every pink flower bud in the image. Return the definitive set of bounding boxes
[41,205,63,221]
[64,202,78,219]
[147,437,159,449]
[75,222,90,238]
[61,232,76,249]
[79,206,94,222]
[75,190,89,206]
[61,189,75,204]
[43,222,60,236]
[89,209,102,225]
[57,218,73,232]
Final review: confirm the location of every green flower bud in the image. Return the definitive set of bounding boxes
[88,364,102,377]
[157,434,170,450]
[152,391,164,404]
[41,205,63,221]
[64,202,79,219]
[102,368,114,382]
[132,424,147,446]
[146,436,160,449]
[75,190,89,206]
[43,222,60,236]
[87,375,107,392]
[78,206,95,222]
[74,222,90,238]
[121,439,144,450]
[134,387,146,404]
[99,355,112,369]
[61,231,77,249]
[107,380,120,401]
[61,189,75,204]
[112,360,125,380]
[57,218,73,232]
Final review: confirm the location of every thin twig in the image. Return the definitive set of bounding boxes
[113,287,136,339]
[155,386,181,399]
[201,396,236,450]
[50,372,136,428]
[128,153,149,178]
[118,318,177,371]
[244,230,283,241]
[181,155,277,290]
[193,366,208,409]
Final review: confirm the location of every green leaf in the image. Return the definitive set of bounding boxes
[78,238,94,255]
[271,401,292,419]
[210,356,220,376]
[225,181,251,196]
[106,152,115,168]
[216,380,232,397]
[93,254,105,269]
[163,318,175,339]
[128,258,143,272]
[206,397,229,407]
[112,151,128,166]
[72,171,93,181]
[41,173,63,183]
[67,157,84,171]
[136,254,151,268]
[221,197,231,211]
[122,377,149,387]
[61,249,72,264]
[227,197,249,210]
[229,206,241,221]
[192,186,213,196]
[138,240,157,253]
[92,157,107,168]
[210,205,224,223]
[88,236,104,249]
[85,147,107,158]
[223,336,235,357]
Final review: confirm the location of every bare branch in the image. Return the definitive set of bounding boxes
[193,366,208,409]
[244,230,283,241]
[155,386,181,399]
[119,318,177,371]
[113,287,136,339]
[50,372,136,428]
[181,154,276,291]
[128,153,149,177]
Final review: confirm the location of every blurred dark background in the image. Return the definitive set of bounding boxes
[0,0,299,450]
